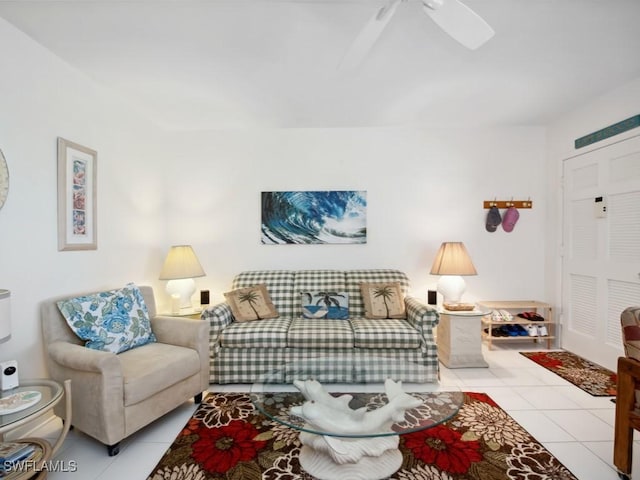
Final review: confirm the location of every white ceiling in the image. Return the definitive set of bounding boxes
[2,0,640,130]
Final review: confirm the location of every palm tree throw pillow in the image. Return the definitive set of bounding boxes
[360,282,406,319]
[300,291,349,319]
[224,284,279,322]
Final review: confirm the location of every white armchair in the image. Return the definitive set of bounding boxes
[41,286,209,455]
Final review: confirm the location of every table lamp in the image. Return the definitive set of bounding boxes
[0,290,11,343]
[159,245,206,311]
[429,242,477,307]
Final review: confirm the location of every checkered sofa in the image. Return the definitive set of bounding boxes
[202,269,439,384]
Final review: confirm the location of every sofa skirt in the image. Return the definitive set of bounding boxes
[210,347,438,384]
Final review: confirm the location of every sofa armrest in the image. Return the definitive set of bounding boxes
[201,302,234,336]
[405,296,439,335]
[48,341,121,374]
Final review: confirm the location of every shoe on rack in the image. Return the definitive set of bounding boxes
[492,327,505,337]
[502,325,518,336]
[499,309,513,321]
[517,311,545,322]
[514,324,529,336]
[491,310,502,322]
[537,325,548,336]
[526,325,538,336]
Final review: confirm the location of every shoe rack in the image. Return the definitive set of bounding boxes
[477,301,554,350]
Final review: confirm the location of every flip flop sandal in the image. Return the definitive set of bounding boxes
[499,309,513,321]
[518,311,545,322]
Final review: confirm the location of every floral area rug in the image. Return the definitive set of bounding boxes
[520,350,617,396]
[147,391,577,480]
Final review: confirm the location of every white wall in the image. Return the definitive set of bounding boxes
[0,15,552,380]
[165,126,548,306]
[0,18,168,377]
[545,77,640,327]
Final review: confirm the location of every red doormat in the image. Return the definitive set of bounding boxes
[146,392,577,479]
[520,350,617,396]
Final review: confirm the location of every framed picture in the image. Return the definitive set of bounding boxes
[57,137,97,251]
[261,190,367,244]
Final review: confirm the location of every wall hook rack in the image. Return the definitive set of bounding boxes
[483,199,533,209]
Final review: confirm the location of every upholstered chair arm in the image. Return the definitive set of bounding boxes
[151,316,210,390]
[46,341,125,446]
[48,341,121,373]
[152,316,209,349]
[405,296,440,334]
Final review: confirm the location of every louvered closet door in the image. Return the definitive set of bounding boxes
[562,134,640,370]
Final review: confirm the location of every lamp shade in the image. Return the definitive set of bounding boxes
[159,245,205,311]
[0,290,11,343]
[430,242,477,276]
[159,245,205,280]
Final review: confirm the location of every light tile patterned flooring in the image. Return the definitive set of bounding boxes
[33,344,638,479]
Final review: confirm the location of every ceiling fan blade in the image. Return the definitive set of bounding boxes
[339,0,403,70]
[422,0,494,50]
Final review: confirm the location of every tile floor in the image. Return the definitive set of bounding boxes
[32,343,639,479]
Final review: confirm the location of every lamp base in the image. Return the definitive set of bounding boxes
[166,278,196,310]
[437,275,466,304]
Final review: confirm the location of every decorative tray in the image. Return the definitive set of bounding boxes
[0,391,42,415]
[443,303,476,311]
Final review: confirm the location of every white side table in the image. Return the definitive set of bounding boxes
[437,310,489,368]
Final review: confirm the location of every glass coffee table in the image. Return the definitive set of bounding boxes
[251,361,463,480]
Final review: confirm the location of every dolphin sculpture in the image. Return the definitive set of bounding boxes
[290,378,421,435]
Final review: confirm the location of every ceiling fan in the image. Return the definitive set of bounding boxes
[339,0,495,69]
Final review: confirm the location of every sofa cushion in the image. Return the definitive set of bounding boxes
[360,282,406,319]
[301,291,349,319]
[285,356,354,383]
[287,318,354,348]
[345,270,409,317]
[224,284,279,322]
[294,270,347,317]
[56,283,156,354]
[233,271,295,317]
[350,318,421,349]
[119,342,200,406]
[221,318,292,348]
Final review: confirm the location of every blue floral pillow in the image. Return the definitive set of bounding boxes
[57,283,156,353]
[301,291,349,319]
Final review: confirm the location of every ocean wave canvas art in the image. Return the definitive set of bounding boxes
[261,190,367,244]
